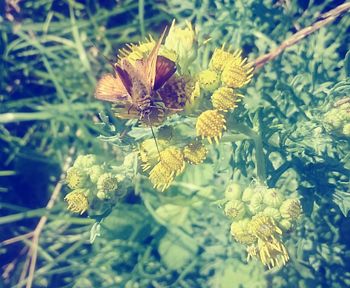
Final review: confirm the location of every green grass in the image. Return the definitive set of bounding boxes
[1,0,350,287]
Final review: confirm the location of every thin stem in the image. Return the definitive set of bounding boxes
[254,2,350,69]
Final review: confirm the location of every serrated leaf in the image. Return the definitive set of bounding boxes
[333,189,350,217]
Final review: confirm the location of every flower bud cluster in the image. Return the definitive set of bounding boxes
[64,154,126,214]
[139,139,208,192]
[224,182,302,270]
[196,46,253,144]
[324,98,350,137]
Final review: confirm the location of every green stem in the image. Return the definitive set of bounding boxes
[230,123,267,182]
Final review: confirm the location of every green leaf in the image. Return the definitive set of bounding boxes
[344,50,350,77]
[333,190,350,217]
[158,232,198,270]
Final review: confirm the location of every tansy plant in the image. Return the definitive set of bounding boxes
[64,20,299,271]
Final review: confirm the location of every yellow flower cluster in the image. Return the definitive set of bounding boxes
[224,182,302,270]
[139,139,207,192]
[64,154,121,214]
[196,46,253,143]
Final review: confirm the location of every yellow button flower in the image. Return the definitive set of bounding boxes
[196,110,226,144]
[249,214,282,241]
[64,189,89,215]
[231,219,256,245]
[198,69,220,92]
[257,238,289,270]
[183,141,208,165]
[149,162,174,192]
[211,86,243,111]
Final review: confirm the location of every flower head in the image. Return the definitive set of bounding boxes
[224,199,246,220]
[149,162,174,192]
[249,214,282,241]
[198,69,220,92]
[64,189,89,215]
[221,61,254,89]
[209,46,242,72]
[66,167,87,189]
[73,154,98,169]
[159,147,185,176]
[257,238,289,270]
[118,36,176,65]
[231,219,256,245]
[183,141,208,164]
[164,20,197,71]
[248,192,265,214]
[280,198,302,220]
[139,139,168,171]
[211,86,243,111]
[263,188,285,208]
[97,173,118,194]
[196,110,226,144]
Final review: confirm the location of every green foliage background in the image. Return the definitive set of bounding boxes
[1,0,349,287]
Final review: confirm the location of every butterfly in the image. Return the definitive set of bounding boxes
[95,28,178,125]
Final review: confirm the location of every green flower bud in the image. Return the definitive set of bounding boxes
[279,219,292,231]
[97,173,118,194]
[89,165,104,183]
[342,123,350,136]
[66,167,87,189]
[242,186,255,202]
[198,69,220,92]
[74,154,98,169]
[96,190,107,200]
[280,198,302,220]
[224,199,246,220]
[230,219,256,245]
[263,207,281,221]
[225,182,242,200]
[248,192,265,214]
[263,188,285,208]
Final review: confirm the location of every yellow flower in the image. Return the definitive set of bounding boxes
[209,46,242,72]
[198,69,220,92]
[280,198,302,220]
[149,162,174,192]
[257,238,289,270]
[211,86,243,111]
[183,141,208,164]
[118,36,177,64]
[221,60,254,89]
[224,199,246,220]
[159,147,185,176]
[231,219,256,245]
[139,139,168,171]
[249,214,282,241]
[66,167,87,189]
[196,110,226,144]
[64,189,89,215]
[164,19,197,71]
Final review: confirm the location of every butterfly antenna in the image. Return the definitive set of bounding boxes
[146,114,162,160]
[88,39,116,69]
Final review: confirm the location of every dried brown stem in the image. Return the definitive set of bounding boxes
[18,147,75,288]
[254,2,350,69]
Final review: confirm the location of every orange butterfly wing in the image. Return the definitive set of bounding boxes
[95,73,129,102]
[154,55,176,90]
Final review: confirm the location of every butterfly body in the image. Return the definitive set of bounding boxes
[95,28,179,125]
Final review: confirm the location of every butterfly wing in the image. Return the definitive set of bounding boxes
[154,56,177,90]
[143,28,166,89]
[95,73,129,102]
